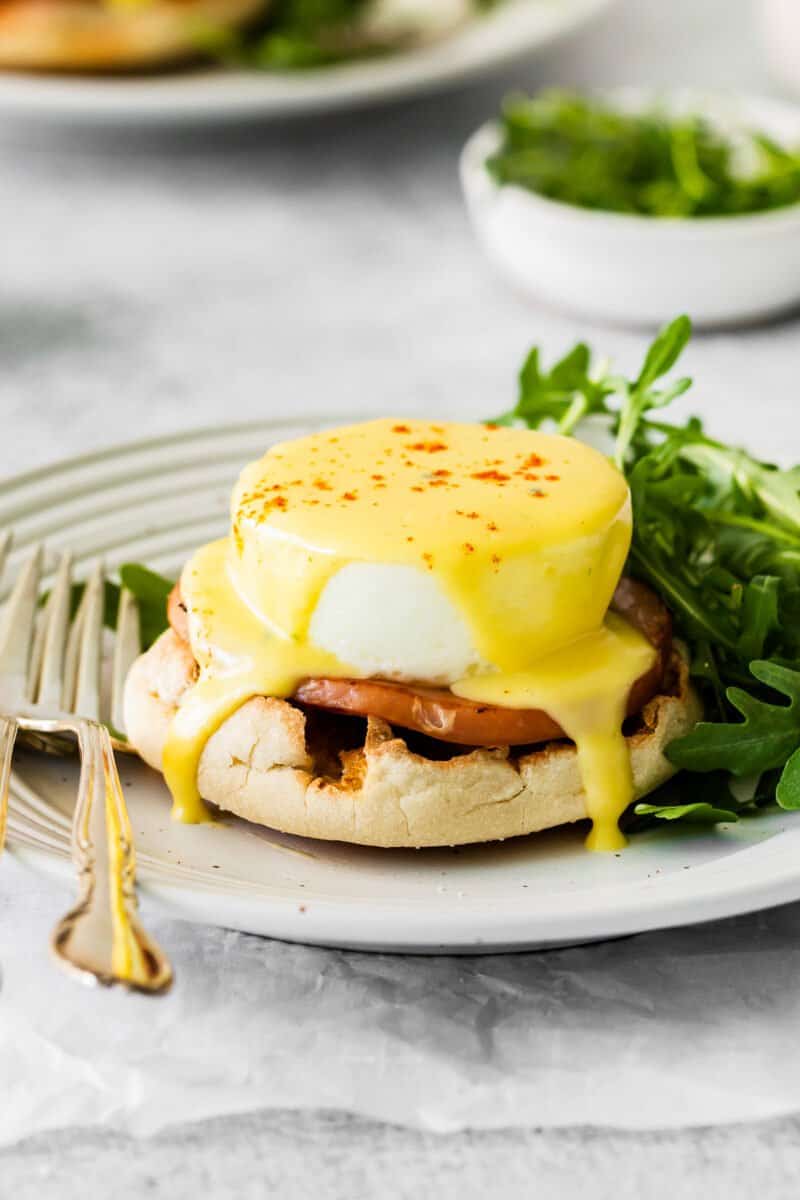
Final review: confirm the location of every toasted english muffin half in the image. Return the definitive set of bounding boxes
[0,0,268,71]
[123,628,702,848]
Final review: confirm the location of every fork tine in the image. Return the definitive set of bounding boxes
[0,544,43,704]
[0,531,13,588]
[38,552,73,711]
[27,546,60,702]
[73,561,103,721]
[62,579,87,713]
[0,715,18,857]
[111,588,140,736]
[26,592,48,703]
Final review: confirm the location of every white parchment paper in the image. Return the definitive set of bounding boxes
[2,854,799,1147]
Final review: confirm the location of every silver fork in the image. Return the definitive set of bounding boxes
[0,534,173,994]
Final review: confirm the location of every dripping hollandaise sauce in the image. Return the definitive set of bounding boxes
[162,418,655,851]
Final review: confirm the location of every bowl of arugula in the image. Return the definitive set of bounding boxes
[461,89,800,327]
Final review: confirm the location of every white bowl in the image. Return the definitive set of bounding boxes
[460,91,800,328]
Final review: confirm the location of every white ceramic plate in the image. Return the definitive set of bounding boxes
[5,420,800,953]
[0,0,612,125]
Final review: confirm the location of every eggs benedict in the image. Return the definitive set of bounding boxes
[0,0,267,70]
[124,418,701,850]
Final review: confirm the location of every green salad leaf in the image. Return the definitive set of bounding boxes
[486,90,800,218]
[625,768,748,832]
[667,662,800,788]
[633,801,740,825]
[495,314,800,828]
[194,0,496,71]
[236,0,373,70]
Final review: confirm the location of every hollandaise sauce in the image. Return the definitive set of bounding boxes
[162,418,655,850]
[451,614,655,851]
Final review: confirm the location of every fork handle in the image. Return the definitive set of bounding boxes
[50,720,173,993]
[0,716,18,857]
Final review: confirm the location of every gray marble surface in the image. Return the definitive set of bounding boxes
[3,0,800,1194]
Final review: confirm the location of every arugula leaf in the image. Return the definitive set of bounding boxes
[623,768,743,831]
[737,575,781,661]
[777,747,800,810]
[633,801,739,825]
[196,0,493,71]
[636,314,693,391]
[667,662,800,789]
[491,342,605,432]
[680,442,800,532]
[613,315,693,467]
[251,0,374,70]
[493,335,615,435]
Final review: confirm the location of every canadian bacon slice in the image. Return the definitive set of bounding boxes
[167,578,671,748]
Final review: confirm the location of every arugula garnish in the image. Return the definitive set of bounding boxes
[487,90,800,218]
[634,801,740,826]
[206,0,374,70]
[667,662,800,812]
[495,314,800,827]
[194,0,496,70]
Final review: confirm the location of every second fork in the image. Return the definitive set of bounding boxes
[0,538,173,994]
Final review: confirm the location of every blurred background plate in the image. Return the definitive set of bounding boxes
[5,420,800,954]
[0,0,614,126]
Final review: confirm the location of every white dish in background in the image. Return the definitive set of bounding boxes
[5,420,800,954]
[0,0,613,126]
[759,0,800,98]
[460,91,800,328]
